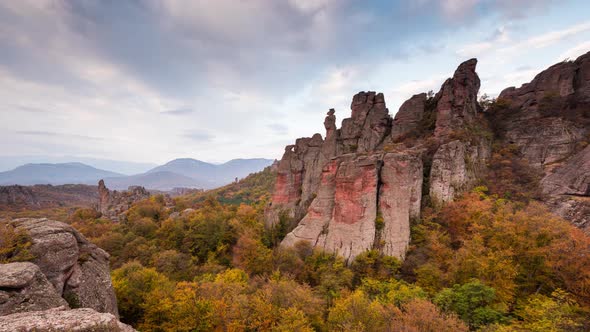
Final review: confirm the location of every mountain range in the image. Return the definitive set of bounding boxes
[0,155,157,175]
[0,158,274,191]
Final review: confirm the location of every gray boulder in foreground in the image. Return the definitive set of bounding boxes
[0,307,135,332]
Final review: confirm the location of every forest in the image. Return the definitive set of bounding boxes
[3,163,589,332]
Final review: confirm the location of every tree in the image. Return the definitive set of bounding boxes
[434,280,504,329]
[0,223,34,263]
[111,261,173,325]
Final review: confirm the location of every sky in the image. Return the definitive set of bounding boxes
[1,0,589,165]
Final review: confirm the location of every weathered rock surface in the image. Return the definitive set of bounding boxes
[0,262,68,316]
[429,140,491,206]
[339,92,392,154]
[267,51,590,262]
[8,218,119,316]
[391,93,427,141]
[434,58,481,138]
[97,180,150,221]
[268,59,487,262]
[494,51,590,230]
[0,307,136,332]
[0,184,97,213]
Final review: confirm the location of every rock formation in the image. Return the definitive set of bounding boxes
[97,180,150,220]
[6,218,119,316]
[494,52,590,230]
[0,218,134,331]
[0,307,135,332]
[267,59,490,262]
[0,262,68,316]
[0,184,98,213]
[267,52,590,262]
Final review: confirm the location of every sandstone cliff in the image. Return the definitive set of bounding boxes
[266,58,491,262]
[494,52,590,230]
[266,51,590,262]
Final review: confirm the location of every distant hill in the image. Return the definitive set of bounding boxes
[0,158,275,191]
[0,163,123,186]
[0,156,156,175]
[102,171,202,191]
[142,158,275,189]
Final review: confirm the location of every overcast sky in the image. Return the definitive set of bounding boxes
[1,0,589,164]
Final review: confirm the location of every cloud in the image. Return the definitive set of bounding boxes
[15,130,104,141]
[457,21,590,59]
[558,41,590,61]
[182,131,214,142]
[161,108,193,116]
[267,123,289,135]
[457,25,511,57]
[0,0,577,163]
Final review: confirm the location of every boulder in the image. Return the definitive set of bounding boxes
[0,262,68,316]
[9,218,118,317]
[0,307,136,332]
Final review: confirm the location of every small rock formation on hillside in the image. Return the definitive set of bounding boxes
[266,51,590,262]
[0,307,135,332]
[97,180,150,220]
[494,52,590,230]
[0,184,98,213]
[6,218,119,316]
[266,59,489,262]
[0,185,40,209]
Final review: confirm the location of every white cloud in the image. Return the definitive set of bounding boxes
[558,41,590,61]
[441,0,480,17]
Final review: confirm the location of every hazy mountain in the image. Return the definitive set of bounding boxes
[0,158,274,191]
[145,158,274,189]
[0,155,156,175]
[0,162,123,186]
[148,158,217,178]
[102,171,202,191]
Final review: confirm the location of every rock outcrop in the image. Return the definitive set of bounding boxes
[267,59,490,262]
[0,262,68,316]
[434,58,481,138]
[0,184,98,213]
[266,52,590,262]
[390,93,427,141]
[97,180,150,221]
[0,307,135,332]
[7,218,119,316]
[494,51,590,230]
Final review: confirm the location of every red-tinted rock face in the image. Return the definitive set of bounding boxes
[268,59,486,262]
[268,51,590,262]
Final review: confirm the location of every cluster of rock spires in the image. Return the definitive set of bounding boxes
[265,51,590,262]
[97,179,151,221]
[0,218,134,331]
